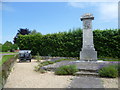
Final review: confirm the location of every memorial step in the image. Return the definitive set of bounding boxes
[78,68,97,72]
[75,71,99,76]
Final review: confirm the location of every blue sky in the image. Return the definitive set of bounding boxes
[1,2,118,44]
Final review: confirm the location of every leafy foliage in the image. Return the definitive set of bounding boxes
[40,61,54,66]
[35,52,42,62]
[30,30,42,35]
[98,65,119,78]
[15,28,120,58]
[1,41,18,52]
[14,28,31,43]
[34,65,46,73]
[55,65,78,75]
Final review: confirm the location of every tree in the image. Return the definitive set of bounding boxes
[13,28,31,43]
[17,28,31,35]
[1,41,18,52]
[2,41,13,52]
[0,43,2,52]
[30,30,42,35]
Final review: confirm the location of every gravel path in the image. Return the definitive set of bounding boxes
[4,59,74,88]
[101,78,119,88]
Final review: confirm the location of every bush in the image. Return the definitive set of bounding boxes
[34,61,54,72]
[114,64,120,77]
[54,59,73,63]
[98,65,118,78]
[55,65,78,75]
[40,61,54,66]
[35,53,42,62]
[34,65,46,73]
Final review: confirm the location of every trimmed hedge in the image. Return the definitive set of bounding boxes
[15,29,120,58]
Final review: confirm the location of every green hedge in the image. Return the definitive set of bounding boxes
[15,29,120,58]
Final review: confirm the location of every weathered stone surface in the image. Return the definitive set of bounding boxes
[41,60,118,72]
[68,76,104,88]
[80,13,97,61]
[75,71,99,76]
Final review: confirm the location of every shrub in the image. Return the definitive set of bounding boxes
[39,69,46,73]
[54,59,73,63]
[35,53,42,62]
[34,61,54,72]
[34,65,46,73]
[98,65,118,78]
[55,65,78,75]
[41,61,54,66]
[113,64,120,77]
[34,66,40,71]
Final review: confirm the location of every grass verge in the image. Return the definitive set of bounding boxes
[0,55,15,66]
[0,52,17,54]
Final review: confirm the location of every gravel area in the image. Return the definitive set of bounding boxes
[4,59,74,88]
[3,59,119,88]
[101,78,119,88]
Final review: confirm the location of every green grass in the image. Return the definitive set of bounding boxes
[0,55,15,66]
[102,59,120,61]
[98,57,120,61]
[98,59,120,61]
[0,52,17,54]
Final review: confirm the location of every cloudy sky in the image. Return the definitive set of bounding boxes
[1,0,119,44]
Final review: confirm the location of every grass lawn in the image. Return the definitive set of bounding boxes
[98,59,120,61]
[0,52,17,54]
[0,55,15,66]
[102,59,120,61]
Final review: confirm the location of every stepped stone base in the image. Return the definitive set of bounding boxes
[80,49,97,61]
[75,71,99,76]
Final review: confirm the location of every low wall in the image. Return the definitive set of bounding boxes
[0,55,18,89]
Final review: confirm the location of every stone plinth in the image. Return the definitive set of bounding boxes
[80,13,97,61]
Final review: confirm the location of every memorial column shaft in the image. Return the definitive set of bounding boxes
[80,13,97,61]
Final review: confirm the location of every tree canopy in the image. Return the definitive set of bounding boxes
[13,28,31,43]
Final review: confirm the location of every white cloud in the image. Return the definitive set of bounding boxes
[99,3,118,21]
[68,2,85,8]
[68,2,97,8]
[68,2,118,22]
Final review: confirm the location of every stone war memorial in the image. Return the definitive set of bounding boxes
[80,13,97,61]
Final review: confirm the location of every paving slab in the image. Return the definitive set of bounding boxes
[69,76,104,88]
